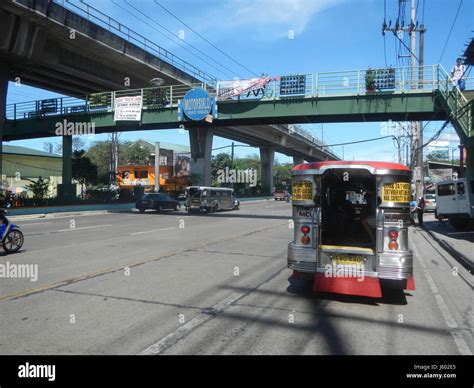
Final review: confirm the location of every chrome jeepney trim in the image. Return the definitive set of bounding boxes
[377,251,413,280]
[287,242,317,273]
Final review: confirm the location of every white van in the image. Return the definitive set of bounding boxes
[435,178,474,230]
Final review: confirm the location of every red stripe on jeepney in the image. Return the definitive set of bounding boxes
[293,161,411,172]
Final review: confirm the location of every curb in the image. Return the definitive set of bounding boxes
[424,227,473,275]
[10,209,132,221]
[8,198,278,221]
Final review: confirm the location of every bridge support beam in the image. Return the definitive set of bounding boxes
[189,127,213,186]
[464,140,474,181]
[57,135,76,202]
[260,147,274,195]
[0,64,8,190]
[293,156,305,166]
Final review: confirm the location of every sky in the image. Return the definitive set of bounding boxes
[6,0,474,163]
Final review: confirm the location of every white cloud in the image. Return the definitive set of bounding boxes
[197,0,345,41]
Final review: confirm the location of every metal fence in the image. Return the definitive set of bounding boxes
[6,65,474,122]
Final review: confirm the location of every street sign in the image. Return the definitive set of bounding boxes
[182,88,212,121]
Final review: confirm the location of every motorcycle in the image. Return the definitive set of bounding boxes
[0,204,24,253]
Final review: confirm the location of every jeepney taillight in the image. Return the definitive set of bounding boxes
[301,224,310,245]
[301,235,311,245]
[388,229,399,250]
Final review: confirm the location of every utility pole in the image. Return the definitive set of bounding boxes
[154,142,160,193]
[230,142,234,189]
[382,0,426,199]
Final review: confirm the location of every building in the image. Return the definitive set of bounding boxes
[117,140,191,194]
[0,145,69,198]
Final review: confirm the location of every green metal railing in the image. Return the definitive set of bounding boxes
[5,65,473,137]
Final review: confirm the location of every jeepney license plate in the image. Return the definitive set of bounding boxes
[333,255,364,265]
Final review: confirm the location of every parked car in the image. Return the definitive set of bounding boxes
[273,190,287,201]
[423,193,436,212]
[136,193,180,213]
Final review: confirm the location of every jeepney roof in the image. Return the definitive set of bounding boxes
[293,161,411,174]
[186,186,234,191]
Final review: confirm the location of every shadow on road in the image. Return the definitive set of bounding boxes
[125,210,291,221]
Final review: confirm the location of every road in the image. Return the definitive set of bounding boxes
[0,202,472,355]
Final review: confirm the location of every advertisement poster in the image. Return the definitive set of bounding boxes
[114,96,143,121]
[216,76,278,100]
[174,153,191,177]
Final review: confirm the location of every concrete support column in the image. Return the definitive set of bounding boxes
[189,127,213,186]
[260,147,274,195]
[58,135,75,201]
[0,64,9,190]
[293,155,305,166]
[464,140,474,181]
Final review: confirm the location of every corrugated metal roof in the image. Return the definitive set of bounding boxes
[2,145,61,158]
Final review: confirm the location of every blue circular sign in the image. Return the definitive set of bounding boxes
[182,88,212,121]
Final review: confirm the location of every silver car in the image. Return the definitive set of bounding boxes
[423,193,436,212]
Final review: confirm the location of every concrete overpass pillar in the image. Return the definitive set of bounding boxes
[464,140,474,181]
[189,127,213,186]
[57,135,76,201]
[293,155,305,166]
[260,147,274,195]
[0,64,9,191]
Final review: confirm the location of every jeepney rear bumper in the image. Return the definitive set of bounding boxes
[289,243,414,279]
[287,242,317,273]
[377,251,414,280]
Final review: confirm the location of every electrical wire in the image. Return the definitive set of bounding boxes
[438,0,464,63]
[117,0,238,79]
[153,0,259,77]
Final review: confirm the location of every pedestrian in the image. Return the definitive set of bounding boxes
[451,58,467,91]
[415,196,425,226]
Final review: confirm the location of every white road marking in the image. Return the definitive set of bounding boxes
[411,242,472,355]
[447,231,474,235]
[18,222,52,226]
[264,205,276,208]
[138,292,243,355]
[130,227,176,236]
[56,224,112,232]
[451,332,473,355]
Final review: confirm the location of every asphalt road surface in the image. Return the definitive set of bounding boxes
[0,202,472,355]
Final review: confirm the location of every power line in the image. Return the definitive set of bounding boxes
[153,0,259,77]
[319,135,397,148]
[117,0,237,79]
[438,0,463,63]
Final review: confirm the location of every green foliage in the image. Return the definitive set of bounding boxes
[26,176,50,201]
[72,150,98,196]
[88,92,110,108]
[365,69,375,91]
[122,141,150,165]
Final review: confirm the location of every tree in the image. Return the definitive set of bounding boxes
[86,140,128,184]
[122,141,150,165]
[72,150,98,197]
[211,153,232,185]
[26,176,50,202]
[55,136,87,154]
[273,164,292,190]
